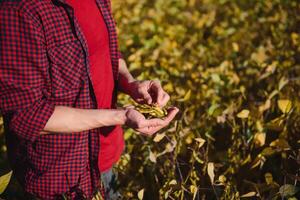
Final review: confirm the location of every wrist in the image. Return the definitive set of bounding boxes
[116,108,129,125]
[120,78,138,95]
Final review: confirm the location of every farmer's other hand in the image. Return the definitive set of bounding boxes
[127,80,170,107]
[125,107,179,136]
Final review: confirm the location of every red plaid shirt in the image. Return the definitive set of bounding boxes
[0,0,121,199]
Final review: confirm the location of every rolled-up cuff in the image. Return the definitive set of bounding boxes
[10,98,56,143]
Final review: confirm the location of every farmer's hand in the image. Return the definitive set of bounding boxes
[125,107,179,136]
[127,80,170,107]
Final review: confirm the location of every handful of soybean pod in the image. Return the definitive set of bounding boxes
[134,103,168,119]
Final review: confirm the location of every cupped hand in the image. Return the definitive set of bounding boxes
[127,80,170,107]
[125,107,179,136]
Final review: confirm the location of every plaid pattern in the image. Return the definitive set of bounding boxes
[0,0,121,199]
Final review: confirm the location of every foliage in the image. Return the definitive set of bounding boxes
[0,0,299,199]
[112,0,300,199]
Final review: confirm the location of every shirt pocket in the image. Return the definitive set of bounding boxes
[48,39,86,92]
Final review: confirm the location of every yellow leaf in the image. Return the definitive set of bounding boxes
[261,147,276,156]
[177,90,191,102]
[207,162,215,184]
[251,46,268,64]
[237,109,250,119]
[232,42,239,52]
[211,74,221,83]
[193,151,204,164]
[291,32,299,45]
[185,135,193,144]
[277,99,292,114]
[256,121,264,132]
[138,189,144,200]
[218,175,227,184]
[190,185,198,200]
[165,143,175,153]
[268,90,279,99]
[265,173,273,185]
[183,89,192,101]
[190,185,197,193]
[278,77,289,91]
[194,138,206,148]
[1,145,7,153]
[265,116,285,131]
[149,151,157,163]
[0,171,12,194]
[254,132,266,147]
[163,82,174,92]
[251,154,266,169]
[279,184,299,197]
[169,180,177,185]
[259,99,271,113]
[164,190,170,199]
[153,133,165,143]
[270,138,290,150]
[241,154,252,165]
[241,191,257,198]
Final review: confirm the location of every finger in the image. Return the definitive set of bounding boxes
[143,93,152,104]
[137,82,153,104]
[160,93,170,107]
[149,81,165,106]
[162,107,179,124]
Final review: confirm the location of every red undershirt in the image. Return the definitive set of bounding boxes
[66,0,125,172]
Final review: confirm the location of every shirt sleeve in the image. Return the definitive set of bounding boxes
[118,51,123,59]
[0,7,55,143]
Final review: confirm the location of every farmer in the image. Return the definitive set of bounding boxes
[0,0,178,199]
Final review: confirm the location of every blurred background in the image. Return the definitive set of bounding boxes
[1,0,300,199]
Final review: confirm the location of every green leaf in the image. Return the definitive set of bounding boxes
[208,104,220,116]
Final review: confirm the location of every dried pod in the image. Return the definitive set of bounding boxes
[135,103,168,119]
